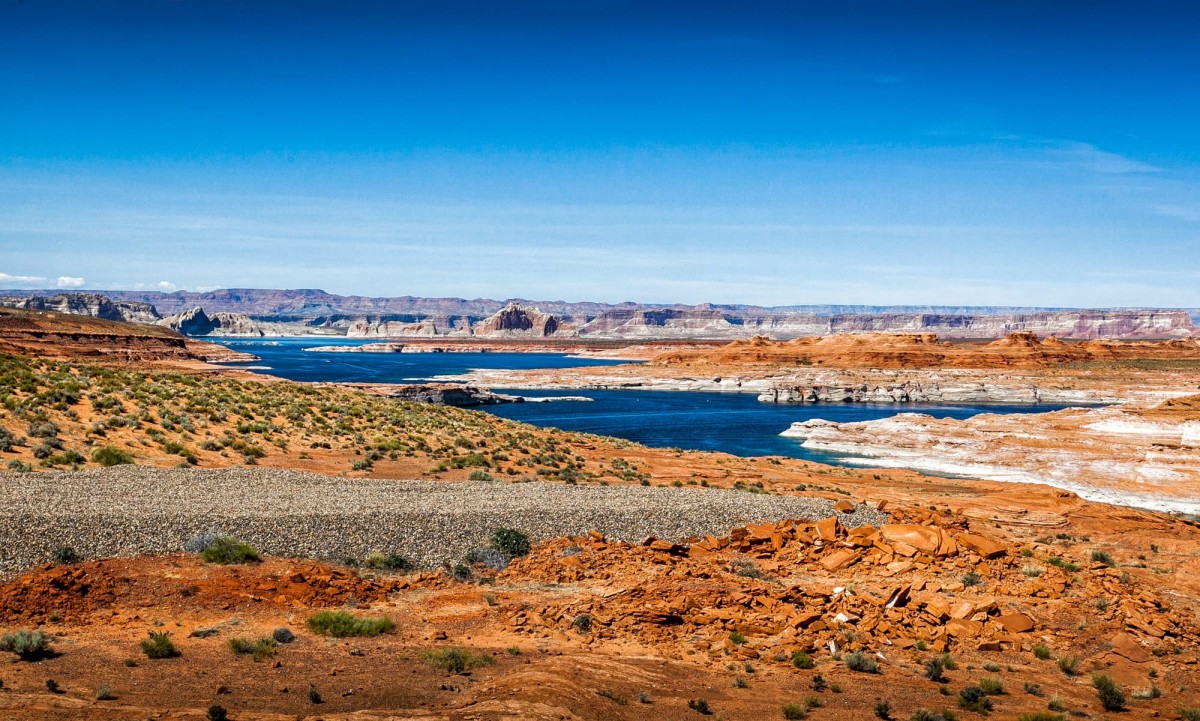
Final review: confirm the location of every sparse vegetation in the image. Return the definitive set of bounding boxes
[206,706,229,721]
[91,445,134,466]
[306,610,394,638]
[688,697,712,715]
[0,629,52,660]
[1056,654,1081,676]
[924,655,947,682]
[782,702,808,719]
[875,699,892,719]
[957,685,993,714]
[1032,643,1052,660]
[229,636,276,661]
[53,546,80,564]
[363,551,413,571]
[978,676,1004,695]
[198,535,261,564]
[490,527,531,557]
[140,631,179,659]
[1092,673,1126,711]
[845,650,879,673]
[1015,714,1064,721]
[791,650,815,669]
[423,647,495,673]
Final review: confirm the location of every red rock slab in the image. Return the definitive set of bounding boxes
[834,500,856,513]
[956,533,1008,559]
[880,524,941,555]
[945,618,984,637]
[993,613,1035,634]
[1110,632,1152,663]
[816,516,841,541]
[820,548,860,571]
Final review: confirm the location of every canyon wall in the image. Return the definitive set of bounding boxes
[2,290,1195,340]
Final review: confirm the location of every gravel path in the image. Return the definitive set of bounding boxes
[0,467,886,577]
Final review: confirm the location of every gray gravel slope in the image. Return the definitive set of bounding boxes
[0,467,885,577]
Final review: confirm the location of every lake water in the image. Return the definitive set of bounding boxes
[218,338,1077,464]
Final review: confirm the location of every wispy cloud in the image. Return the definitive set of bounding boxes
[0,271,47,288]
[56,276,85,288]
[1048,142,1161,174]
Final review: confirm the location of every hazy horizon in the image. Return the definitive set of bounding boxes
[3,1,1199,307]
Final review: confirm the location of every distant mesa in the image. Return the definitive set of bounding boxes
[157,306,285,337]
[474,303,572,338]
[0,290,1196,341]
[0,292,160,325]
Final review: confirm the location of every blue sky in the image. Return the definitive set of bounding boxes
[2,0,1199,306]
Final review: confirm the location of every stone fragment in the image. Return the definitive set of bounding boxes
[955,533,1007,559]
[880,525,941,555]
[816,516,841,541]
[993,613,1035,634]
[834,500,855,513]
[1111,632,1152,662]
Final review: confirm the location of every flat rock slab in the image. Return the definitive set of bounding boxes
[0,467,887,577]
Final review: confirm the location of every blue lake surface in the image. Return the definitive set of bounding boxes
[218,338,1077,463]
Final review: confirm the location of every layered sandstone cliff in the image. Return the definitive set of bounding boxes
[0,292,161,324]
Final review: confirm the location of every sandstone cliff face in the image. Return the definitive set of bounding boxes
[158,307,283,337]
[473,303,572,338]
[578,308,739,338]
[36,288,1197,340]
[0,293,161,324]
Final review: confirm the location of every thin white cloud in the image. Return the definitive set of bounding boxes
[156,280,176,290]
[0,271,47,288]
[1052,142,1161,174]
[56,276,85,288]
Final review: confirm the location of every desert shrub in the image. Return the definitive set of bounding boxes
[811,674,827,691]
[272,627,295,644]
[0,630,51,660]
[1092,673,1125,711]
[845,650,878,673]
[363,551,413,571]
[572,614,592,632]
[910,710,957,721]
[1057,654,1081,676]
[229,636,276,661]
[875,699,892,719]
[7,460,31,472]
[1178,708,1200,721]
[924,655,947,682]
[199,536,261,564]
[28,421,59,438]
[961,571,983,587]
[140,631,179,659]
[1015,714,1064,721]
[95,685,115,700]
[729,630,747,645]
[1032,643,1051,660]
[958,685,993,713]
[0,427,14,452]
[1023,681,1043,696]
[465,547,510,571]
[468,470,494,481]
[54,546,80,564]
[206,706,229,721]
[979,676,1004,695]
[1132,685,1162,700]
[781,702,808,719]
[423,647,495,673]
[688,697,712,714]
[1090,549,1115,566]
[490,528,531,557]
[306,610,394,638]
[92,443,133,467]
[307,685,322,704]
[792,650,815,669]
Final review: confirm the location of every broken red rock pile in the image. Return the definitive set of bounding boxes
[501,504,1198,666]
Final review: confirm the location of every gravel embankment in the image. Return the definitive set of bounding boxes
[0,467,887,578]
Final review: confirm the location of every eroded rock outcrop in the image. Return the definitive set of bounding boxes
[158,307,281,337]
[0,292,161,324]
[474,303,572,338]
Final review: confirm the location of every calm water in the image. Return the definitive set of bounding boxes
[219,338,1076,463]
